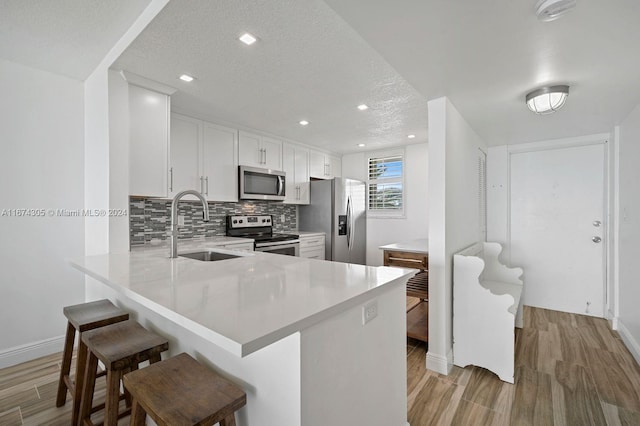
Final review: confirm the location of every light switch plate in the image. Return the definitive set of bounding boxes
[178,215,185,226]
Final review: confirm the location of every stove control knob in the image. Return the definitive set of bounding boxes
[233,220,237,224]
[262,219,266,223]
[239,220,243,224]
[267,218,271,222]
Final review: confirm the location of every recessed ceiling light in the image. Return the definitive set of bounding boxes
[358,143,366,147]
[239,33,257,45]
[407,134,416,139]
[179,74,194,82]
[299,120,309,126]
[357,104,369,111]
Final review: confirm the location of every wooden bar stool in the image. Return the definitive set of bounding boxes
[56,299,129,426]
[78,319,169,426]
[123,352,246,426]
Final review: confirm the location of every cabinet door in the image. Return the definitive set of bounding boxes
[282,143,297,204]
[261,136,282,170]
[295,147,310,204]
[328,155,342,178]
[129,85,169,196]
[238,131,262,167]
[170,113,201,197]
[309,150,326,179]
[202,122,238,202]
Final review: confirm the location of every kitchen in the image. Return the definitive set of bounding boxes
[2,0,640,425]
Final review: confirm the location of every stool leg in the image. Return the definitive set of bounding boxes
[220,415,237,426]
[124,364,138,408]
[71,339,88,426]
[104,368,122,426]
[55,322,75,407]
[78,351,99,426]
[130,399,146,426]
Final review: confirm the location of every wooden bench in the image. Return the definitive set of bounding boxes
[453,242,523,383]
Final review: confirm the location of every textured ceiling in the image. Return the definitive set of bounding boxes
[113,0,428,154]
[325,0,640,146]
[0,0,153,80]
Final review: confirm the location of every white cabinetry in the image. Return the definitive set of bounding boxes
[299,233,325,260]
[309,150,341,179]
[282,143,310,205]
[453,242,524,383]
[170,113,238,201]
[129,84,170,197]
[239,131,282,170]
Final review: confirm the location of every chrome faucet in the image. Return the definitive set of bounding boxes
[169,190,210,258]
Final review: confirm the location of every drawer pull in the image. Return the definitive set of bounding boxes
[387,257,424,264]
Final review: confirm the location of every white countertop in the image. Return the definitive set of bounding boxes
[70,245,412,358]
[132,236,254,253]
[379,238,429,254]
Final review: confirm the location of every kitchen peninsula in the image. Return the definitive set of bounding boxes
[70,241,413,426]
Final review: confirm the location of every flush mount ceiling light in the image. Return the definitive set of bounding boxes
[535,0,577,22]
[526,85,569,114]
[358,143,366,147]
[357,104,369,111]
[407,134,416,139]
[239,33,257,45]
[179,74,194,82]
[299,120,309,126]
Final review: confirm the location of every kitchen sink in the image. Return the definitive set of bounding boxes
[179,251,242,262]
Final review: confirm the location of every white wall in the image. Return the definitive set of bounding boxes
[427,97,487,374]
[617,103,640,364]
[341,143,428,266]
[0,59,85,367]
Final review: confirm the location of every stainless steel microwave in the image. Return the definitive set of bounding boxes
[239,166,286,201]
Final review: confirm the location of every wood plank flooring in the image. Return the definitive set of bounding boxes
[1,306,639,425]
[407,306,640,425]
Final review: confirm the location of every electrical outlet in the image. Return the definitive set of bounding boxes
[280,214,285,222]
[178,215,185,226]
[362,300,378,325]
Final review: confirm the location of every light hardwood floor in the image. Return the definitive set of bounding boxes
[408,306,640,425]
[1,306,639,425]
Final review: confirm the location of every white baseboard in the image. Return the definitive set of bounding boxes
[0,335,65,369]
[426,350,451,375]
[617,320,640,366]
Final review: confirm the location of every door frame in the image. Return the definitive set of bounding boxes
[489,133,615,320]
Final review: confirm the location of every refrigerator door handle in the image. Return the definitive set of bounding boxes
[346,196,352,251]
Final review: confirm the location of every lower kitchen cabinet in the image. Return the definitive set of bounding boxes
[299,233,325,260]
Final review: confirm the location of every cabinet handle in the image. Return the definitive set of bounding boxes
[327,163,331,176]
[200,176,204,194]
[205,176,209,195]
[169,167,173,192]
[387,257,425,264]
[263,148,267,165]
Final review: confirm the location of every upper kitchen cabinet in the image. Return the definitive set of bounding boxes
[309,150,341,179]
[129,84,170,197]
[238,130,282,170]
[170,113,238,202]
[282,143,310,205]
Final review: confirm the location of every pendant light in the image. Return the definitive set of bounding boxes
[525,85,569,114]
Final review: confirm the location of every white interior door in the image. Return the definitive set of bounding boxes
[509,143,605,317]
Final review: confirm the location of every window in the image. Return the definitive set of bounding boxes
[367,151,404,216]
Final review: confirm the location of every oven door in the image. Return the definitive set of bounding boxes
[255,240,300,256]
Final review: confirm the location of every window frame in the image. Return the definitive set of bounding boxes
[365,149,406,219]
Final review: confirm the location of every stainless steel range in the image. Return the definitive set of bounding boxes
[226,215,300,256]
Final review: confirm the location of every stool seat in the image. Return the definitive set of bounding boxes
[79,319,169,426]
[64,299,130,332]
[56,299,129,426]
[124,353,246,426]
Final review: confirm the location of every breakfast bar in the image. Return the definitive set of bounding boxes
[70,240,413,426]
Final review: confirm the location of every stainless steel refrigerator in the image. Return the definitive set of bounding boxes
[299,178,366,264]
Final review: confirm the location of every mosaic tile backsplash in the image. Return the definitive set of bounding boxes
[130,197,297,246]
